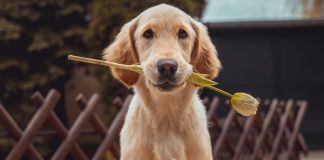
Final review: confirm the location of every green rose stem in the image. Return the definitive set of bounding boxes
[68,55,259,116]
[205,85,233,98]
[68,55,143,73]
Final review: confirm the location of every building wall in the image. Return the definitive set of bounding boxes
[205,20,324,149]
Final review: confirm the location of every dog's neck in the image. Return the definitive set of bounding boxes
[134,77,198,133]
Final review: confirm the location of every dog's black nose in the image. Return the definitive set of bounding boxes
[157,58,178,77]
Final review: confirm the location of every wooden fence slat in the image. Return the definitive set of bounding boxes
[31,92,89,160]
[0,103,43,160]
[284,101,308,160]
[207,97,220,120]
[212,109,236,159]
[250,99,279,160]
[51,94,100,160]
[0,129,100,137]
[6,89,61,160]
[76,94,107,138]
[298,133,308,155]
[75,94,120,159]
[268,99,294,160]
[232,116,256,160]
[207,97,221,129]
[92,95,132,160]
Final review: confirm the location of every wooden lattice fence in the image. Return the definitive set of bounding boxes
[0,89,308,160]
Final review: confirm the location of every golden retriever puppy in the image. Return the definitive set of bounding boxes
[103,4,221,160]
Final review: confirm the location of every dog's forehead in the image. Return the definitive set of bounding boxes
[138,4,190,26]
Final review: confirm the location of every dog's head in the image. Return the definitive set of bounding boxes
[103,4,221,93]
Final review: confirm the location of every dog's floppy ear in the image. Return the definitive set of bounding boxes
[190,20,222,79]
[103,18,139,88]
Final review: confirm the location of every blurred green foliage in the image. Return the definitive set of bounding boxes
[0,0,89,109]
[0,0,205,157]
[86,0,206,51]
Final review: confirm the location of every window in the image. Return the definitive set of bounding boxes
[202,0,324,22]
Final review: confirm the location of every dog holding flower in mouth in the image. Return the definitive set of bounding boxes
[103,4,221,160]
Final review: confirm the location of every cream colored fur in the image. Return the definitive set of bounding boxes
[103,4,221,160]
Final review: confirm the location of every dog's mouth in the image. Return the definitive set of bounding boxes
[149,80,185,92]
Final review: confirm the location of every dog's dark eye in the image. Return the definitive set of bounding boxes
[143,29,154,39]
[178,29,187,39]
